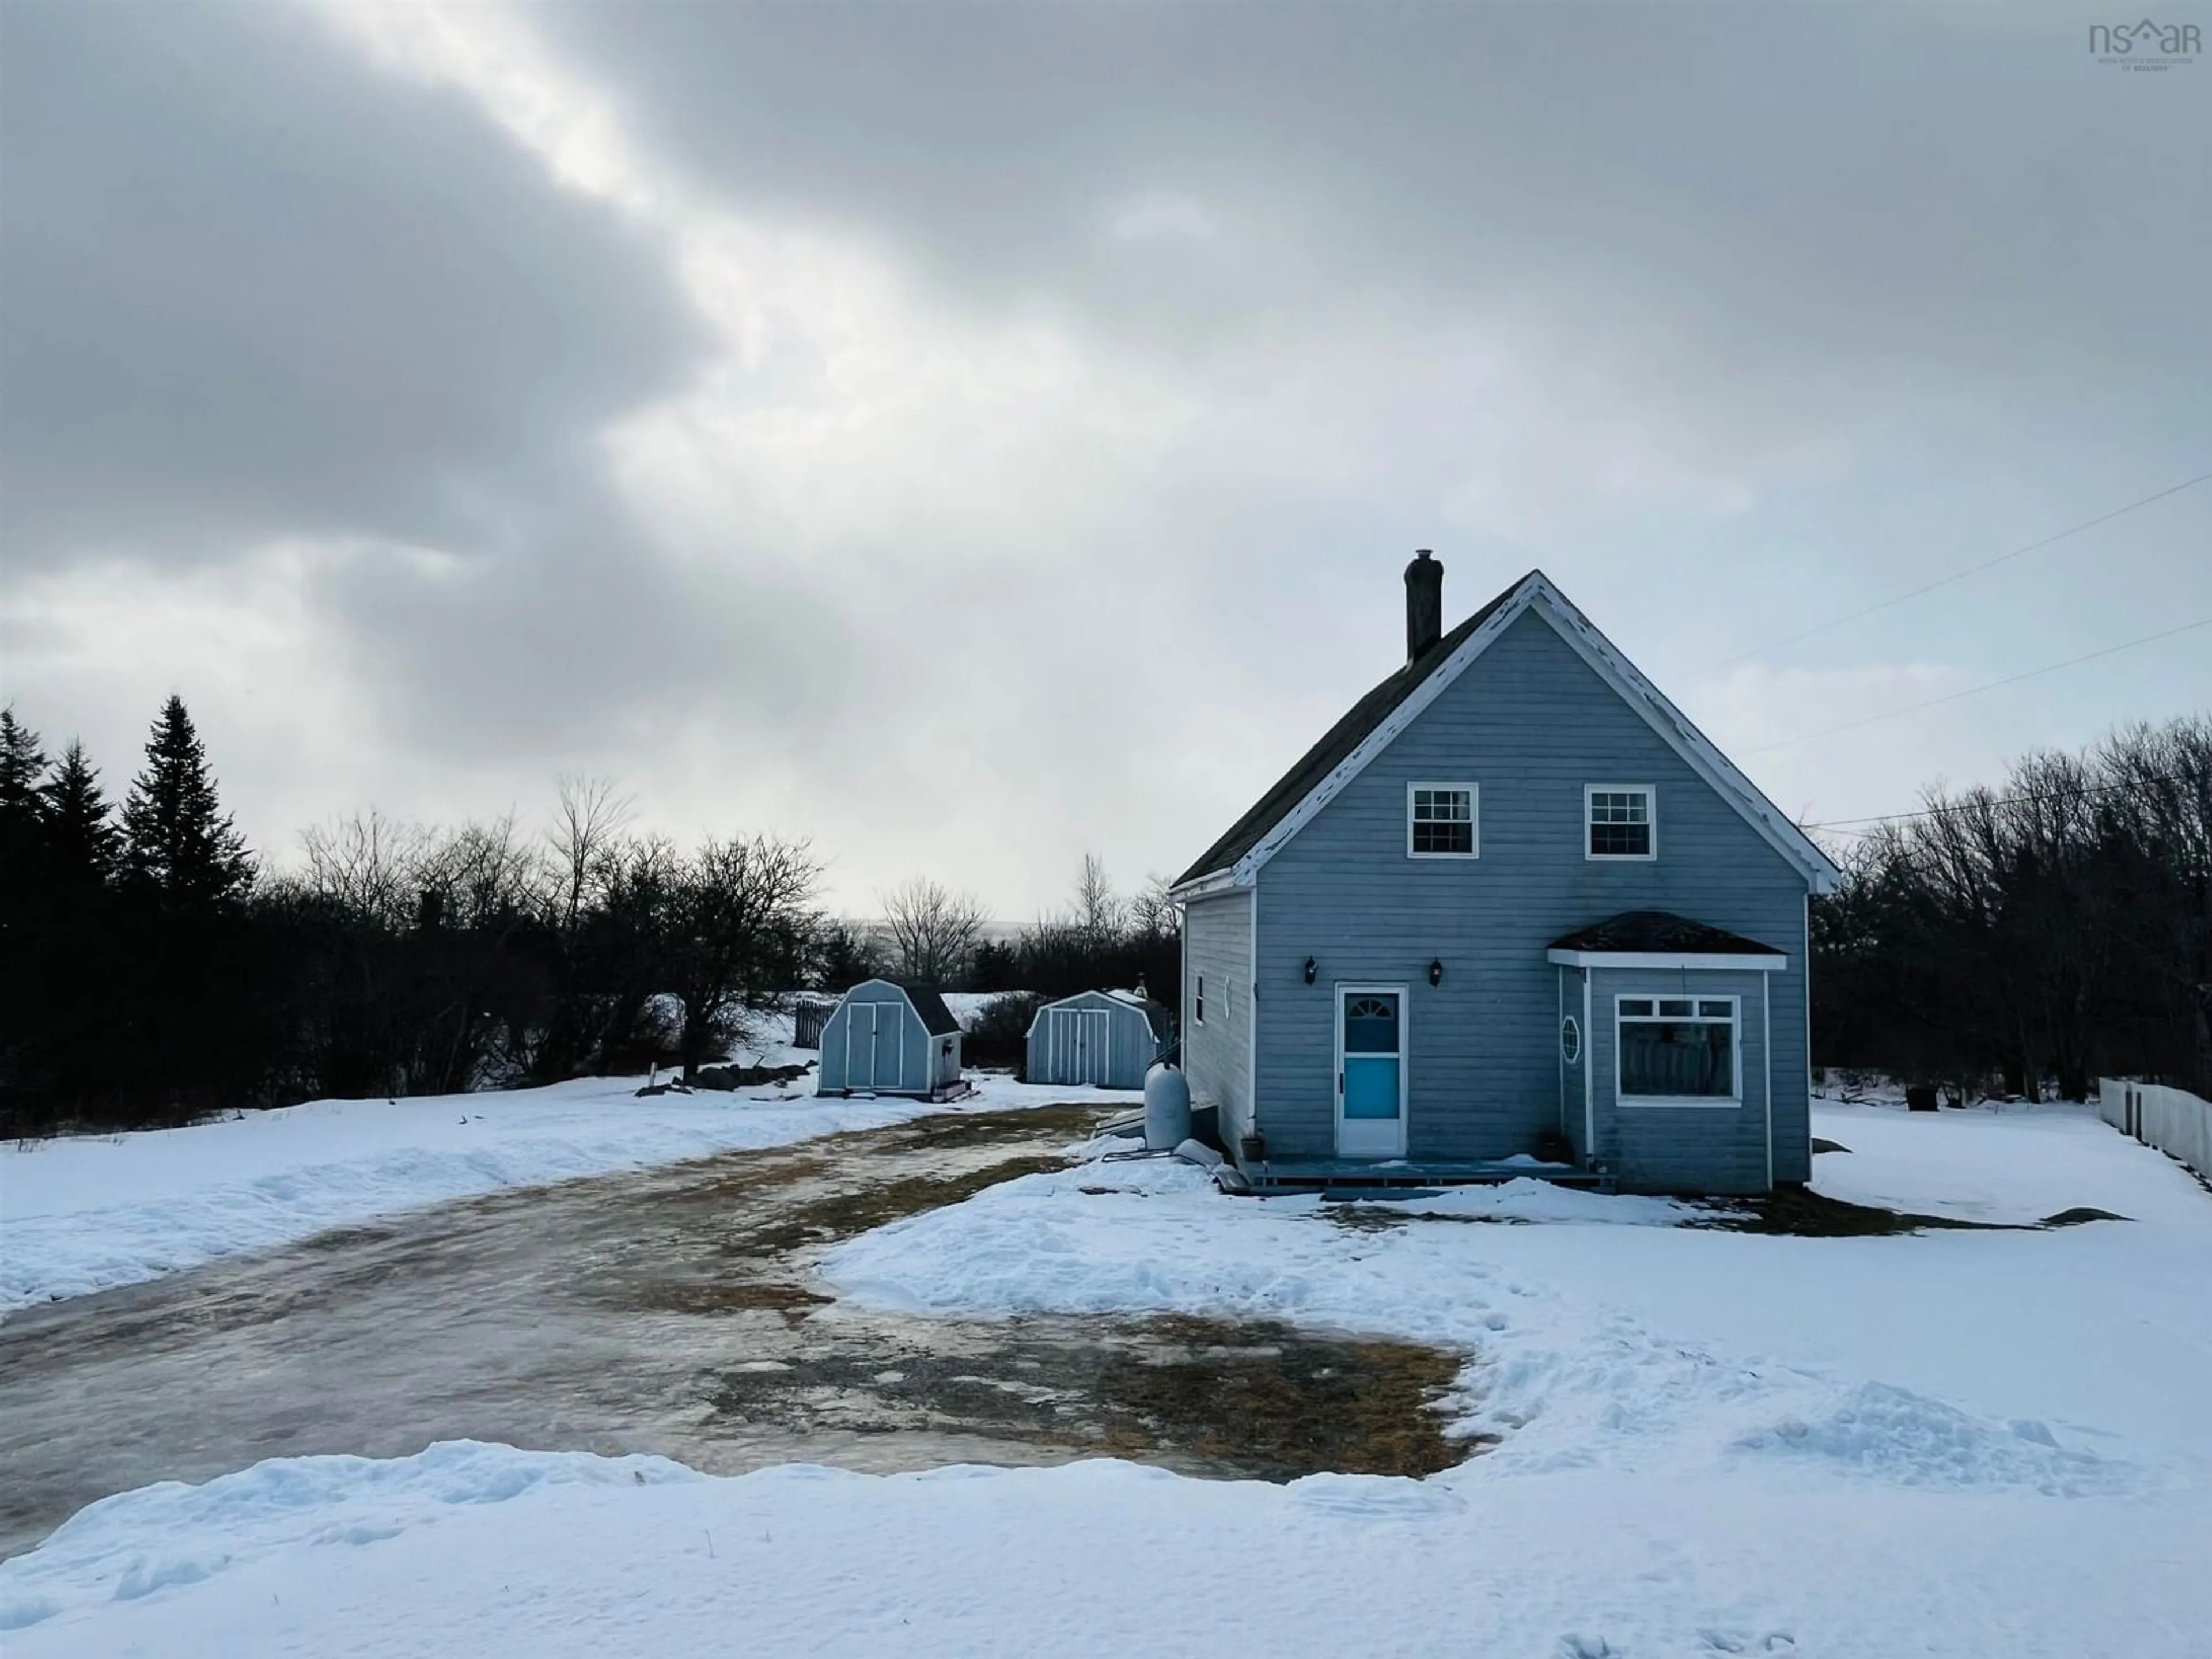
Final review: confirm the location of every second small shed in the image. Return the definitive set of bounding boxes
[817,978,964,1097]
[1025,989,1172,1088]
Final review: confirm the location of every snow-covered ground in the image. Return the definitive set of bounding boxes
[6,1100,2207,1655]
[0,1052,1135,1315]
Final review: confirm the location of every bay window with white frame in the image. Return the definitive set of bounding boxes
[1616,995,1738,1102]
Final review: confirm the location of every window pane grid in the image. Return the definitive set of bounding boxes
[1587,787,1653,858]
[1410,786,1475,855]
[1616,996,1735,1099]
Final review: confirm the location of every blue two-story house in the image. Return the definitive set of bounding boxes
[1171,555,1841,1195]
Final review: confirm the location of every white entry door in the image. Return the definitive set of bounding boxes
[1335,986,1407,1158]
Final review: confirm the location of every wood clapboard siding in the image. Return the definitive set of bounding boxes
[1182,891,1254,1145]
[1251,608,1812,1179]
[1589,966,1772,1194]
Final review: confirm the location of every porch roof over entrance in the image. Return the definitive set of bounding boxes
[1545,910,1787,972]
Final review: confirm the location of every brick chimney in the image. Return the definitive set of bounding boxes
[1404,549,1442,662]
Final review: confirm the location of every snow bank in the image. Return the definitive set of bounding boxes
[0,1440,699,1633]
[1346,1176,1717,1226]
[1809,1099,2207,1225]
[5,1439,2205,1658]
[0,1073,1136,1315]
[827,1119,2211,1492]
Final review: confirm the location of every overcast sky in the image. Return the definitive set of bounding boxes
[2,1,2206,916]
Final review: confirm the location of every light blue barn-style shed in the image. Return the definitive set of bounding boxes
[1024,990,1172,1088]
[816,979,964,1098]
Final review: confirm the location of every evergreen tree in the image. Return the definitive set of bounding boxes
[0,706,48,828]
[120,696,253,908]
[43,739,120,888]
[1,706,51,903]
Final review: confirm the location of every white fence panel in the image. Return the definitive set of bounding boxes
[2100,1077,2212,1181]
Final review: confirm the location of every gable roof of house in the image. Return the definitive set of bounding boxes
[1548,911,1783,958]
[1172,568,1842,896]
[1175,581,1522,887]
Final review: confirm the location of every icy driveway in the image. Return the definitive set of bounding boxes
[0,1104,1456,1559]
[8,1103,2211,1658]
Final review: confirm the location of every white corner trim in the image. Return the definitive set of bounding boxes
[1546,949,1787,971]
[1762,970,1774,1190]
[1406,780,1480,859]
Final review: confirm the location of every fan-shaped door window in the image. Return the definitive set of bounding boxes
[1336,987,1406,1157]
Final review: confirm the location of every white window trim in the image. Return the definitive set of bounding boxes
[1614,992,1741,1109]
[1406,781,1479,859]
[1194,973,1206,1027]
[1585,783,1657,862]
[1334,980,1410,1158]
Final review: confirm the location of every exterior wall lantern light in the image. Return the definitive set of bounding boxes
[1304,957,1317,984]
[1429,958,1444,987]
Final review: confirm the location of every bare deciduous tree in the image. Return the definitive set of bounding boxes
[1127,873,1177,941]
[548,775,634,935]
[881,875,987,984]
[1071,852,1124,944]
[665,834,823,1079]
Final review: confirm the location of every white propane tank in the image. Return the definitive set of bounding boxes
[1143,1062,1191,1151]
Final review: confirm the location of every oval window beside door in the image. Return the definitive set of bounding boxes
[1561,1015,1582,1065]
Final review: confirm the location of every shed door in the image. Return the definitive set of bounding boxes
[850,999,906,1091]
[1051,1007,1111,1084]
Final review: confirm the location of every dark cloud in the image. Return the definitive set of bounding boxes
[536,3,2209,406]
[1,1,2204,911]
[0,0,704,571]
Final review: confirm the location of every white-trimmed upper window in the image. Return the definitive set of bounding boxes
[1407,783,1478,858]
[1194,975,1206,1025]
[1617,995,1737,1102]
[1586,785,1654,859]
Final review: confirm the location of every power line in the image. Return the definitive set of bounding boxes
[1695,468,2212,681]
[1741,618,2212,757]
[1804,770,2199,835]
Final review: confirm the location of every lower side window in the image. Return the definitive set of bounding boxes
[1617,996,1735,1098]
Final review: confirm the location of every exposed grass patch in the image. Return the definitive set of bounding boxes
[1092,1315,1467,1481]
[1700,1187,2000,1236]
[707,1311,1469,1482]
[891,1105,1114,1152]
[295,1225,398,1252]
[636,1281,831,1316]
[668,1154,831,1209]
[726,1153,1071,1258]
[1705,1188,2130,1236]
